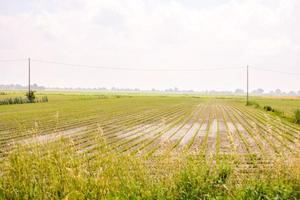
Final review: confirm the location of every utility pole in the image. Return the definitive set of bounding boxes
[28,57,31,94]
[247,65,249,105]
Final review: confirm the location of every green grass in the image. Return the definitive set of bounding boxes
[250,96,300,120]
[0,138,299,200]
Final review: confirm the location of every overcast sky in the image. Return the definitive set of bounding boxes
[0,0,299,92]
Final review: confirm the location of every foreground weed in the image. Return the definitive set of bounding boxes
[0,139,299,199]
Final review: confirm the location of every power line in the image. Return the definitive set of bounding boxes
[1,57,300,76]
[0,59,27,62]
[32,59,244,72]
[251,67,300,76]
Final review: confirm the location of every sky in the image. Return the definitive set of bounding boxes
[0,0,299,92]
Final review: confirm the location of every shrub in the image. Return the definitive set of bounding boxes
[295,109,300,124]
[26,91,36,102]
[0,92,6,95]
[264,105,274,112]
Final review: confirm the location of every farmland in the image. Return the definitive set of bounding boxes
[1,92,299,158]
[0,92,299,199]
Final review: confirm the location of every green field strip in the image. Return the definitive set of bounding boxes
[215,106,221,160]
[8,105,188,159]
[154,104,207,156]
[2,127,91,155]
[222,106,251,154]
[232,104,300,148]
[0,104,188,156]
[184,105,210,152]
[233,103,300,141]
[86,111,189,161]
[87,109,192,159]
[1,129,96,158]
[230,106,280,154]
[224,105,268,154]
[168,104,205,151]
[217,104,239,156]
[107,108,186,151]
[0,104,164,139]
[0,98,191,139]
[2,95,299,170]
[219,105,237,155]
[230,106,298,155]
[0,102,187,146]
[0,101,138,133]
[205,106,218,157]
[103,106,186,141]
[124,105,200,155]
[198,107,212,157]
[52,104,186,153]
[103,107,186,138]
[227,109,272,157]
[0,108,166,150]
[23,102,187,137]
[137,105,201,157]
[230,106,290,155]
[59,106,187,154]
[234,102,300,138]
[231,105,299,151]
[0,106,149,142]
[105,106,184,142]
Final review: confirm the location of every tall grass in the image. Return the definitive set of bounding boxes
[0,137,299,200]
[0,96,48,105]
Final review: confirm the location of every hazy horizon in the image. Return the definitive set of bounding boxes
[1,0,299,91]
[2,83,300,95]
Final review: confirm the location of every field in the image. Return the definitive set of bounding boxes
[250,96,300,120]
[0,92,299,199]
[1,92,299,158]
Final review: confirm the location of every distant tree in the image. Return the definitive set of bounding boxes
[251,88,264,95]
[256,88,264,94]
[275,89,282,95]
[32,83,38,89]
[235,89,244,94]
[288,91,296,96]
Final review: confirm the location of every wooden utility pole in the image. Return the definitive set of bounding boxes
[247,65,249,105]
[28,57,31,94]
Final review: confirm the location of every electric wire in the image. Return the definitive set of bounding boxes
[1,58,300,77]
[251,67,300,77]
[0,59,27,62]
[31,59,244,72]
